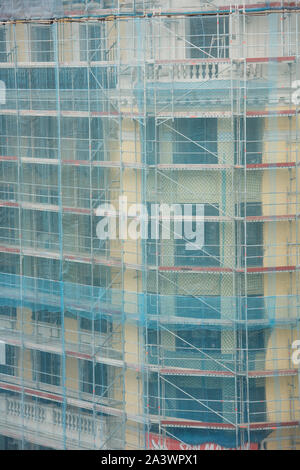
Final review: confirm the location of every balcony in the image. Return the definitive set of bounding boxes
[145,59,295,83]
[146,61,232,82]
[0,394,107,449]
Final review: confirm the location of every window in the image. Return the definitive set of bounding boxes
[0,436,21,450]
[90,118,105,159]
[59,66,116,91]
[92,264,111,289]
[20,117,57,159]
[31,26,54,62]
[63,214,92,252]
[146,231,158,266]
[175,328,221,352]
[146,329,161,366]
[0,344,17,376]
[176,385,222,422]
[0,253,19,275]
[146,202,220,267]
[249,330,265,350]
[0,116,18,157]
[148,118,216,166]
[27,68,55,90]
[80,360,107,397]
[237,203,263,267]
[175,295,221,320]
[249,383,266,423]
[32,310,61,325]
[80,316,109,333]
[34,351,61,386]
[36,187,58,205]
[241,295,264,320]
[235,118,263,165]
[61,118,89,160]
[241,223,263,267]
[175,204,220,266]
[148,372,160,415]
[189,16,229,59]
[30,166,58,205]
[146,329,161,347]
[0,207,18,244]
[91,168,106,208]
[145,118,156,165]
[62,166,91,209]
[35,211,59,249]
[80,24,105,62]
[238,329,265,352]
[167,376,222,422]
[174,119,218,164]
[237,378,266,423]
[0,27,7,63]
[0,306,17,319]
[0,183,15,201]
[64,261,92,285]
[61,117,96,161]
[92,211,109,254]
[147,293,159,316]
[22,256,60,281]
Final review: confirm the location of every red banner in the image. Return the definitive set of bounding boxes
[146,433,259,451]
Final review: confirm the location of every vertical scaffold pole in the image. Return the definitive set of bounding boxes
[13,21,25,451]
[53,20,67,450]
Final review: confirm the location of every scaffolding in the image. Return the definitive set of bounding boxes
[0,0,299,450]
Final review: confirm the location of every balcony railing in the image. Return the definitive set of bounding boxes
[0,394,107,449]
[145,62,266,82]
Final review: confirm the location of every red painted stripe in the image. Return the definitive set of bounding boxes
[91,111,119,117]
[246,214,295,221]
[161,420,235,429]
[155,58,230,64]
[0,156,17,161]
[64,255,92,263]
[246,162,296,169]
[63,207,90,214]
[159,265,296,274]
[246,110,297,117]
[66,351,92,360]
[246,56,295,63]
[247,421,299,430]
[245,265,296,273]
[248,369,297,377]
[0,382,21,393]
[0,201,19,208]
[62,159,89,166]
[0,200,91,215]
[160,369,234,377]
[161,419,299,430]
[25,388,63,402]
[0,245,20,254]
[161,368,298,378]
[0,381,63,402]
[159,266,233,273]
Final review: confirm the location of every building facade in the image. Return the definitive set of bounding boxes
[0,0,299,450]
